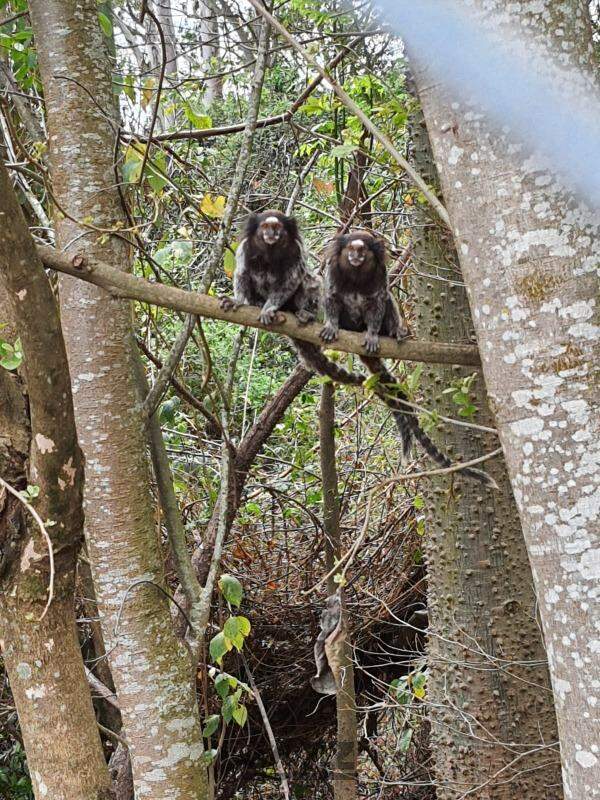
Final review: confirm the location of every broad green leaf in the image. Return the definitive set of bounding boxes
[219,574,243,608]
[209,631,232,664]
[399,727,413,754]
[97,11,113,38]
[330,141,358,159]
[0,338,23,371]
[202,714,220,739]
[224,243,238,278]
[184,101,212,129]
[215,673,230,699]
[363,373,380,391]
[232,704,248,727]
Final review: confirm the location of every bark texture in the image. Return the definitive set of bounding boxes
[0,159,113,800]
[319,384,358,800]
[413,3,599,797]
[410,112,561,798]
[28,2,207,797]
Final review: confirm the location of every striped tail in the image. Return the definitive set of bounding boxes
[292,339,365,387]
[360,356,497,489]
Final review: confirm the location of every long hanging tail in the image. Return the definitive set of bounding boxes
[292,339,365,387]
[360,356,498,489]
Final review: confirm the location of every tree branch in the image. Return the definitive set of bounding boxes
[38,245,481,367]
[132,34,368,144]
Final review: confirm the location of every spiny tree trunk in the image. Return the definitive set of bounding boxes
[319,383,358,800]
[409,110,562,799]
[28,2,208,797]
[0,160,113,800]
[412,2,599,796]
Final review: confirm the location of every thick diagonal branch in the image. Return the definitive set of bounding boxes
[38,245,481,367]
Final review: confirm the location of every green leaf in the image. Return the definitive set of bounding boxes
[413,495,424,510]
[0,338,23,371]
[214,673,230,699]
[398,727,413,754]
[97,11,113,38]
[232,704,248,727]
[122,145,143,184]
[201,748,218,766]
[184,101,212,129]
[363,373,380,391]
[209,631,232,664]
[330,141,358,159]
[219,574,243,608]
[202,714,220,739]
[223,616,251,643]
[224,243,238,278]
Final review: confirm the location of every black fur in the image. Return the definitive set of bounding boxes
[320,231,497,489]
[223,211,364,386]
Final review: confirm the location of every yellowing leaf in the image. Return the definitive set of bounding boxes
[142,77,156,111]
[224,243,238,277]
[201,194,226,218]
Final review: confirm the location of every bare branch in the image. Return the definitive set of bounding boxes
[38,245,481,367]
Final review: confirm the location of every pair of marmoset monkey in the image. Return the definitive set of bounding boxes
[223,209,495,488]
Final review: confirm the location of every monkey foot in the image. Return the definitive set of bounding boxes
[259,308,282,325]
[396,328,411,342]
[363,333,380,353]
[319,324,339,343]
[295,309,315,326]
[219,296,239,312]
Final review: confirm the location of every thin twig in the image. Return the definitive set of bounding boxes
[242,653,291,800]
[384,447,503,484]
[303,493,374,597]
[113,579,193,640]
[0,476,55,620]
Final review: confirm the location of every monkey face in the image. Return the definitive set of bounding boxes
[345,237,369,267]
[259,215,285,246]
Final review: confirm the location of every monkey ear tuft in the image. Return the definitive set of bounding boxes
[244,213,260,239]
[282,214,299,241]
[370,236,387,264]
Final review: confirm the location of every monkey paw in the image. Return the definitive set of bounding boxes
[220,296,239,312]
[364,333,380,353]
[319,323,339,343]
[259,307,277,325]
[295,309,315,326]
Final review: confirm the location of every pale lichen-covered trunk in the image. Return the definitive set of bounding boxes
[413,2,599,797]
[0,161,113,800]
[199,0,223,103]
[409,112,561,798]
[28,2,207,797]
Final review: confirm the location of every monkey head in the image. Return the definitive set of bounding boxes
[245,210,299,249]
[331,230,386,274]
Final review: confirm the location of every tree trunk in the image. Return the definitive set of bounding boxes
[409,109,562,798]
[0,160,113,800]
[199,0,223,102]
[319,383,358,800]
[28,2,208,797]
[412,3,599,797]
